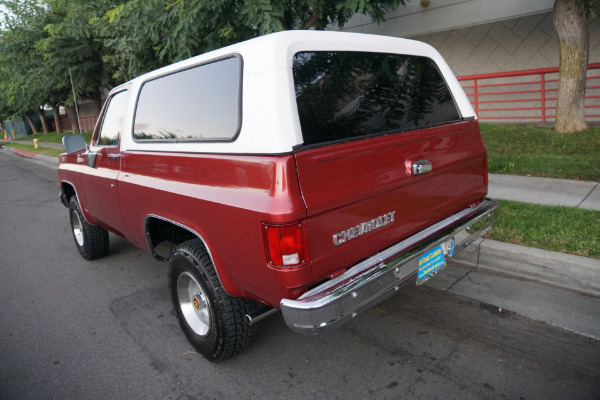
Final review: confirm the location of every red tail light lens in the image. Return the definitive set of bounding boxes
[263,221,308,267]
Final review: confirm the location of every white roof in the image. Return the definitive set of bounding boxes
[118,30,475,155]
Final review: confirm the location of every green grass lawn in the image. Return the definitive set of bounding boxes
[480,123,600,181]
[488,199,600,259]
[481,124,600,258]
[13,131,93,144]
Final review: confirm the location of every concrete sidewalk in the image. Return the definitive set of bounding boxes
[489,173,600,211]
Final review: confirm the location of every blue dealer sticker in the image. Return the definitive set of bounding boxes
[417,245,447,285]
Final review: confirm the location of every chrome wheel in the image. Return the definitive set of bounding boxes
[68,196,109,260]
[177,271,211,337]
[71,209,84,247]
[168,239,257,361]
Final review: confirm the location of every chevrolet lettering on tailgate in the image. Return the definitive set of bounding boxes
[333,211,397,246]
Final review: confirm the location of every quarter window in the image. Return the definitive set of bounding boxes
[293,52,462,146]
[133,56,241,141]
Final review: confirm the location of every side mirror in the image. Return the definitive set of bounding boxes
[62,134,87,154]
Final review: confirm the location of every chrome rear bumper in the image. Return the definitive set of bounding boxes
[280,199,498,334]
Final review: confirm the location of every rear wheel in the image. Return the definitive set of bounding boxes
[168,239,258,362]
[69,196,109,260]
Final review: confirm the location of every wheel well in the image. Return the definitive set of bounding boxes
[146,217,200,261]
[61,182,76,203]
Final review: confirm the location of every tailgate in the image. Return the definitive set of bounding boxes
[294,120,488,282]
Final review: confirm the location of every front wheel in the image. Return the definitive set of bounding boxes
[168,239,258,362]
[69,196,109,260]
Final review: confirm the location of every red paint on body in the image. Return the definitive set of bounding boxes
[59,119,487,308]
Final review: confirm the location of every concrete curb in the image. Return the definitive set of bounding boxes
[0,146,58,169]
[455,238,600,296]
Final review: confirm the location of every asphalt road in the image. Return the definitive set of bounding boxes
[1,150,599,400]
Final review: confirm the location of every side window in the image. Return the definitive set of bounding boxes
[133,56,241,141]
[96,90,129,147]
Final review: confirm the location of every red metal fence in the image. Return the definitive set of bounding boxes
[457,63,600,122]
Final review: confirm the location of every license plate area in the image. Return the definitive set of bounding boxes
[417,239,453,285]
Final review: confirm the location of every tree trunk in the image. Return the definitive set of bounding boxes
[91,91,102,117]
[66,106,80,134]
[52,106,63,134]
[553,0,589,132]
[303,12,320,29]
[36,107,50,134]
[23,113,39,135]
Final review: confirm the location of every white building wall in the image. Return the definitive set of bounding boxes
[339,0,600,77]
[415,11,562,76]
[343,0,555,39]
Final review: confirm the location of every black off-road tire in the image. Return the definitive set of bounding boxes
[168,239,258,362]
[69,196,109,260]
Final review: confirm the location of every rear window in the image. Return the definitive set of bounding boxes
[292,52,461,146]
[133,56,241,142]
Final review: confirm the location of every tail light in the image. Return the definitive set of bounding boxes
[263,221,309,267]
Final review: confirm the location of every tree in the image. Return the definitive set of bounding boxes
[1,0,407,134]
[40,0,128,115]
[100,0,405,81]
[1,0,128,134]
[0,0,49,134]
[553,0,592,132]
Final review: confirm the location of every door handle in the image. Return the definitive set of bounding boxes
[412,160,432,175]
[107,153,121,161]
